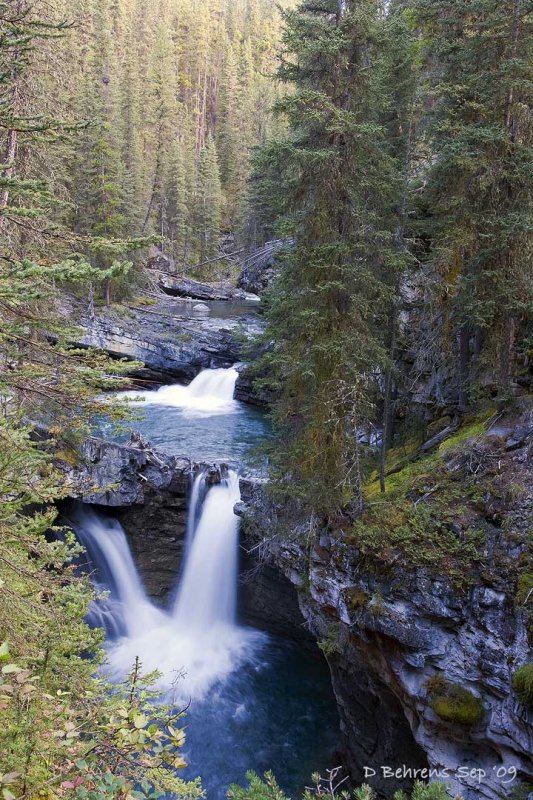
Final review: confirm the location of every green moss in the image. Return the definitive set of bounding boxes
[516,572,533,606]
[512,664,533,708]
[437,419,487,453]
[509,782,533,800]
[350,412,527,588]
[344,587,369,610]
[427,681,484,726]
[318,625,341,658]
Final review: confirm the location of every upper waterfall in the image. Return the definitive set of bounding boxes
[117,367,239,415]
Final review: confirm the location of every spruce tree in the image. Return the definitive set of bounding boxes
[256,0,399,516]
[413,0,533,404]
[194,133,222,264]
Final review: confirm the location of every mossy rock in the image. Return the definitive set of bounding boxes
[344,587,369,610]
[516,572,533,607]
[509,782,533,800]
[427,679,484,726]
[512,664,533,708]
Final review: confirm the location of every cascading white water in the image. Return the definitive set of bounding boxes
[117,367,239,415]
[72,469,263,699]
[184,471,207,552]
[174,471,241,631]
[70,506,165,638]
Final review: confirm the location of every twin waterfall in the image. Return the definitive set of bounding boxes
[73,368,263,699]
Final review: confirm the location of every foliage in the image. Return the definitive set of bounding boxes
[347,421,493,586]
[0,648,202,800]
[318,627,342,659]
[228,770,451,800]
[411,0,533,404]
[426,679,485,726]
[56,0,292,268]
[511,664,533,708]
[250,0,418,517]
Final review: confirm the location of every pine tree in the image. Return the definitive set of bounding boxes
[413,0,533,404]
[194,133,222,263]
[255,0,399,516]
[217,42,240,206]
[166,131,194,262]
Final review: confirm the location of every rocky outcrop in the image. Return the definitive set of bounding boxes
[74,299,261,384]
[234,365,277,407]
[238,240,284,294]
[240,410,533,800]
[65,437,192,507]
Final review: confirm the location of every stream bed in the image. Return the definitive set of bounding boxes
[79,367,340,798]
[95,368,270,466]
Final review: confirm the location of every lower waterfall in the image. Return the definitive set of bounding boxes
[71,505,165,638]
[70,473,339,798]
[174,471,241,630]
[72,470,263,700]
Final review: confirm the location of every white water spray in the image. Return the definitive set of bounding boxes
[185,471,207,552]
[71,506,165,638]
[117,367,239,415]
[72,469,263,699]
[174,471,241,631]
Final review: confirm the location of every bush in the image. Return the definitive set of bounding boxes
[512,664,533,708]
[427,679,484,726]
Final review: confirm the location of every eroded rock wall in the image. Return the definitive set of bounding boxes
[240,412,533,800]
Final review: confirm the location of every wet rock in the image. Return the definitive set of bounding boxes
[76,310,246,383]
[64,437,190,508]
[239,414,533,800]
[233,500,247,517]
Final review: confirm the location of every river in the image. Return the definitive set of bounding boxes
[73,366,340,798]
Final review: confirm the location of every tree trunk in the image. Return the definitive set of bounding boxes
[380,301,398,493]
[499,316,515,395]
[0,128,18,229]
[458,322,470,410]
[505,0,522,138]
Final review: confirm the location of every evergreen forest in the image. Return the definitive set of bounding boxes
[0,1,531,800]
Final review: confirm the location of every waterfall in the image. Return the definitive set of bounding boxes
[173,471,240,631]
[70,505,165,638]
[71,470,264,698]
[185,471,207,552]
[117,367,239,415]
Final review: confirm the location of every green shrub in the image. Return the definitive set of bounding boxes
[509,782,533,800]
[428,680,484,726]
[512,664,533,708]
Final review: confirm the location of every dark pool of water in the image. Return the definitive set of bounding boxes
[180,636,340,799]
[163,298,261,322]
[96,402,270,466]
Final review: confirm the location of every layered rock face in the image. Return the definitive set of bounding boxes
[241,411,533,800]
[75,302,256,383]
